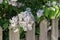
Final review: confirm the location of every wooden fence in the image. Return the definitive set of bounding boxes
[0,18,60,40]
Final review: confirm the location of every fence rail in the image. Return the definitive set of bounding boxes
[0,18,60,40]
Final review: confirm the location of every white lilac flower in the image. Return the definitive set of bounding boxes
[18,8,35,31]
[24,10,35,21]
[9,0,24,7]
[19,21,27,31]
[8,1,17,6]
[28,11,35,21]
[46,1,51,6]
[23,11,34,24]
[20,10,34,23]
[48,26,51,31]
[24,16,29,22]
[25,8,35,22]
[20,22,28,31]
[9,16,18,28]
[0,0,3,4]
[10,0,17,2]
[14,28,19,33]
[12,2,17,6]
[12,16,18,23]
[9,19,16,27]
[26,8,31,12]
[18,11,27,19]
[27,24,32,31]
[37,9,44,17]
[52,1,56,6]
[58,3,60,7]
[17,2,24,8]
[50,7,55,11]
[22,11,27,18]
[24,16,31,23]
[23,26,27,31]
[18,12,24,20]
[20,21,27,27]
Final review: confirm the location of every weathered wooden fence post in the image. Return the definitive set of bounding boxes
[9,29,20,40]
[59,30,60,37]
[51,18,58,40]
[0,27,2,40]
[26,23,35,40]
[35,35,39,40]
[39,19,48,40]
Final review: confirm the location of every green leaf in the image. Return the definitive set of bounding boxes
[44,7,50,18]
[19,27,24,34]
[3,23,8,30]
[49,8,55,19]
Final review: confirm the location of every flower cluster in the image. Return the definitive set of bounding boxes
[18,8,35,31]
[37,9,44,17]
[0,0,24,8]
[8,0,24,7]
[46,1,57,6]
[9,8,35,32]
[9,16,19,32]
[8,0,17,6]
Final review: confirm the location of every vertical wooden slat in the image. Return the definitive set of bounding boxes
[0,0,3,3]
[39,19,48,40]
[26,23,35,40]
[58,0,60,2]
[51,18,58,40]
[9,29,20,40]
[0,27,2,40]
[35,35,39,40]
[20,38,25,40]
[59,30,60,37]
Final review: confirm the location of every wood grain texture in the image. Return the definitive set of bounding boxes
[51,18,58,40]
[35,35,39,40]
[9,29,20,40]
[39,19,48,40]
[26,23,35,40]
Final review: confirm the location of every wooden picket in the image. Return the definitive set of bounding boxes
[9,29,20,40]
[51,18,58,40]
[35,35,39,40]
[59,30,60,37]
[0,27,2,40]
[0,19,60,40]
[26,23,35,40]
[39,19,48,40]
